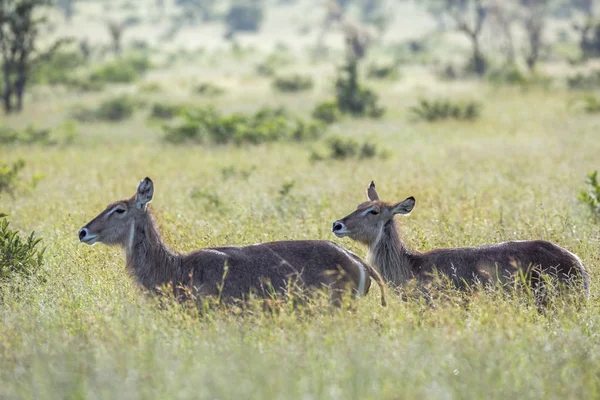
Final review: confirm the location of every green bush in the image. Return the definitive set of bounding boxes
[225,3,264,34]
[194,82,225,96]
[486,67,529,86]
[311,136,384,161]
[89,54,151,84]
[579,170,600,216]
[0,159,25,196]
[163,106,325,145]
[567,70,600,90]
[0,126,55,145]
[72,95,137,122]
[0,215,45,283]
[335,59,385,118]
[409,99,481,122]
[366,62,399,80]
[312,100,340,124]
[150,103,186,120]
[272,74,314,92]
[0,124,78,146]
[581,95,600,113]
[32,50,87,86]
[255,51,294,77]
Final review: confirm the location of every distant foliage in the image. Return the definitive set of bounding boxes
[366,62,399,80]
[567,70,600,90]
[0,124,78,146]
[312,100,340,124]
[272,74,314,92]
[163,106,325,145]
[0,160,25,196]
[580,95,600,113]
[577,20,600,59]
[89,54,151,84]
[0,126,53,145]
[225,2,264,35]
[255,51,294,77]
[32,49,86,86]
[72,95,137,122]
[409,99,481,122]
[194,82,225,96]
[311,135,385,161]
[335,59,385,118]
[579,171,600,216]
[150,103,186,120]
[486,67,529,86]
[0,215,45,283]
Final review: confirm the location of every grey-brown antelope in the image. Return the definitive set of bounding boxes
[78,177,386,306]
[332,181,590,299]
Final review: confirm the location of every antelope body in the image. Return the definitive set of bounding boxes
[78,178,386,306]
[332,181,590,297]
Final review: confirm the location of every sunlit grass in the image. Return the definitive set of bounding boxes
[1,51,600,399]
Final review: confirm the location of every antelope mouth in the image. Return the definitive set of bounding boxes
[80,234,99,245]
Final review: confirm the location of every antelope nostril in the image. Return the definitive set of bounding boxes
[332,222,343,232]
[78,228,87,241]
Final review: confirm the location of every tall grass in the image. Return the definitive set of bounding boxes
[1,66,599,399]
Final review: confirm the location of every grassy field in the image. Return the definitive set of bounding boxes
[2,2,600,399]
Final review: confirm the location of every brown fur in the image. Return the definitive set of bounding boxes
[333,181,590,297]
[78,178,387,306]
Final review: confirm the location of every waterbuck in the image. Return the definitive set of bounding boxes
[78,177,386,306]
[332,181,590,299]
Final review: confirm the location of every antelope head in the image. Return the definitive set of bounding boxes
[332,181,415,245]
[78,177,154,246]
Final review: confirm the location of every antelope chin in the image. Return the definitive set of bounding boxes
[81,235,99,245]
[333,229,350,238]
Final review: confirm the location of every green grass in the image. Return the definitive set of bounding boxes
[2,46,600,399]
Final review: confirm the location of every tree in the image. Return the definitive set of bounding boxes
[0,0,62,113]
[424,0,489,75]
[106,20,126,56]
[521,0,549,71]
[487,0,517,66]
[56,0,75,22]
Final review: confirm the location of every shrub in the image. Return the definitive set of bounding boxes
[163,106,325,145]
[579,170,600,216]
[0,215,45,283]
[255,50,294,77]
[311,136,384,161]
[272,74,314,92]
[567,70,600,90]
[0,159,25,196]
[486,67,529,86]
[72,95,137,122]
[366,62,399,80]
[580,95,600,113]
[0,124,77,146]
[335,59,385,118]
[312,100,340,124]
[225,3,264,34]
[150,103,186,120]
[194,82,225,96]
[409,99,481,122]
[0,126,54,145]
[89,54,151,84]
[32,50,86,86]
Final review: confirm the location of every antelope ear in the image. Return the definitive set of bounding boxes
[366,180,379,201]
[135,177,154,209]
[391,196,415,215]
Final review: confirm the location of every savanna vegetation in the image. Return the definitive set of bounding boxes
[1,0,600,398]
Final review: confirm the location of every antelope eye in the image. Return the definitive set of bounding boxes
[115,209,126,214]
[369,209,379,215]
